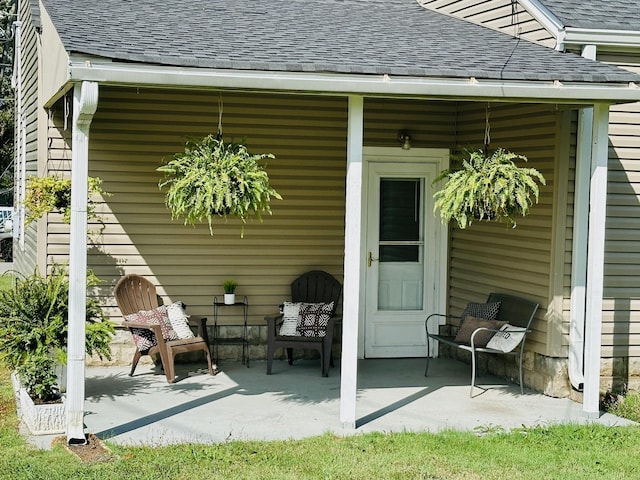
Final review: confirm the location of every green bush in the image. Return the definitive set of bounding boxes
[0,266,114,401]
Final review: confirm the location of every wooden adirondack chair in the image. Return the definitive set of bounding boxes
[114,274,214,383]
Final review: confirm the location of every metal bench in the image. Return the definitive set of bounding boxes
[425,292,539,396]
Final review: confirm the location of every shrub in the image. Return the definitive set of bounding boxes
[0,266,114,401]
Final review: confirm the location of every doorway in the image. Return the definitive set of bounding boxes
[363,149,448,357]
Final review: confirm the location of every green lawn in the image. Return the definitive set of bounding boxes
[1,366,640,479]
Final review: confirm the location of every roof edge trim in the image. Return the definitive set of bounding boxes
[517,0,564,38]
[563,28,640,48]
[63,61,640,104]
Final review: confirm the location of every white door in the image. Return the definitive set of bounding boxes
[364,159,442,358]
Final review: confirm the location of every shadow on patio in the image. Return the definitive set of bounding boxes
[77,358,633,446]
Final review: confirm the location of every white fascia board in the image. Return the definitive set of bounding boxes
[563,28,640,49]
[517,0,564,37]
[66,61,640,104]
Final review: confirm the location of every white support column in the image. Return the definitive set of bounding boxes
[66,81,98,444]
[569,105,592,391]
[340,95,364,430]
[569,44,597,392]
[583,103,609,418]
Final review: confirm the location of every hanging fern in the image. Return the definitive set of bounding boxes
[24,176,108,225]
[433,148,546,229]
[157,135,282,236]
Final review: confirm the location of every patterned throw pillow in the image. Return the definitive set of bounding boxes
[460,301,501,322]
[295,302,334,337]
[279,302,302,336]
[124,312,159,352]
[166,302,195,339]
[134,306,179,342]
[454,316,507,347]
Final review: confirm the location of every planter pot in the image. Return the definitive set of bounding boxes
[224,293,236,305]
[11,373,65,435]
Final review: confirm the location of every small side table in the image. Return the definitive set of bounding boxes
[212,296,249,367]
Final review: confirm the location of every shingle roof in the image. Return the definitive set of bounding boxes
[538,0,640,32]
[42,0,640,84]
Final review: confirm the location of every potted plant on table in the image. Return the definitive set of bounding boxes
[0,266,114,434]
[433,148,546,229]
[157,134,282,237]
[223,279,238,305]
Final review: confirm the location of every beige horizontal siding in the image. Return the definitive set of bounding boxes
[46,88,457,327]
[14,0,42,275]
[448,102,558,355]
[418,0,555,47]
[599,53,640,360]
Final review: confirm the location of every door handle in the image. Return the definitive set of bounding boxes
[367,251,379,267]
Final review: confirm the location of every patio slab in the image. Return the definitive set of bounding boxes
[28,357,635,448]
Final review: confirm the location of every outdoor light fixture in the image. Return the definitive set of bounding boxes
[398,130,412,150]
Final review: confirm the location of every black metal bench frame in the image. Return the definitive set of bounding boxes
[425,292,539,396]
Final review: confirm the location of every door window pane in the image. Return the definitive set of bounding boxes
[379,179,420,243]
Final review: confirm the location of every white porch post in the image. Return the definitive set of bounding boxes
[569,105,592,391]
[583,102,609,418]
[340,95,364,429]
[66,81,98,444]
[568,45,597,392]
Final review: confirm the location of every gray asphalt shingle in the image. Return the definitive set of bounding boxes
[42,0,640,83]
[539,0,640,32]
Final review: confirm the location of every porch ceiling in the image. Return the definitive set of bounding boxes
[42,0,640,99]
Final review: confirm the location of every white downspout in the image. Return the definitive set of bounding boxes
[340,95,364,430]
[568,44,596,392]
[582,102,609,417]
[11,20,24,249]
[66,81,98,444]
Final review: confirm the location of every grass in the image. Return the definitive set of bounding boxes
[1,365,640,479]
[604,390,640,423]
[1,278,639,479]
[0,272,13,292]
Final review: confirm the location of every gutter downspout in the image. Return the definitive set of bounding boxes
[66,81,98,445]
[568,44,597,392]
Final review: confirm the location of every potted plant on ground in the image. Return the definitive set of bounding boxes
[24,175,109,225]
[223,279,238,305]
[433,148,546,229]
[157,134,282,236]
[0,266,114,434]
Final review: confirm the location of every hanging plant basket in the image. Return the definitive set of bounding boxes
[433,148,546,229]
[157,134,282,236]
[24,176,108,225]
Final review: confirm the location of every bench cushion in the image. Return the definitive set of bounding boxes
[454,316,507,346]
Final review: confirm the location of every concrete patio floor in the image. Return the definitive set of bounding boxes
[29,357,635,448]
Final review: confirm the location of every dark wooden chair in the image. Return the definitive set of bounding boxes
[265,270,342,376]
[114,274,214,383]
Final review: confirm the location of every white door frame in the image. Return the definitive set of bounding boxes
[358,147,449,358]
